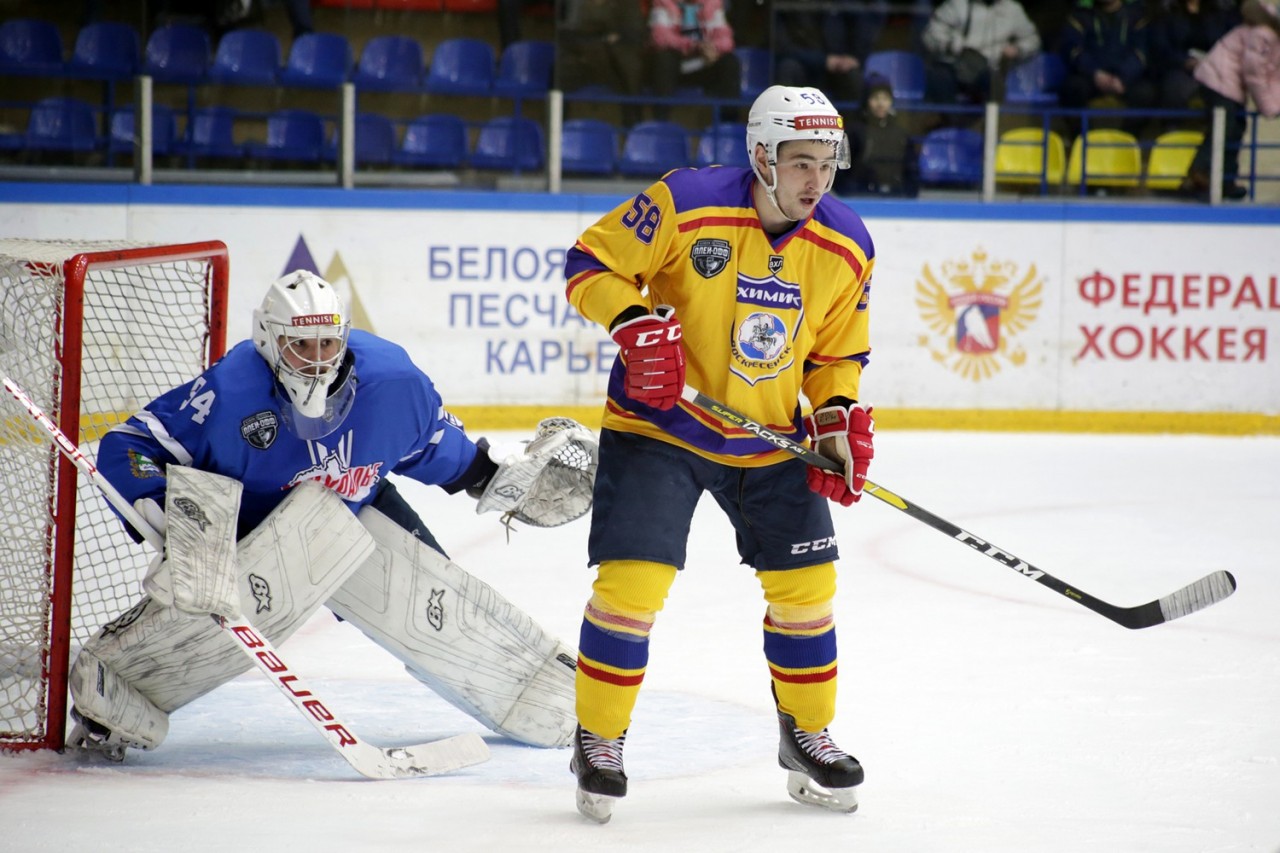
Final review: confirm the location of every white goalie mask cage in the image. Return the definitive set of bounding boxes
[252,270,355,439]
[746,85,851,197]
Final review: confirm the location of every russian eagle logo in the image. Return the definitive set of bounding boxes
[916,248,1043,381]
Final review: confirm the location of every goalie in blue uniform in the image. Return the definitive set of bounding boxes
[68,270,597,760]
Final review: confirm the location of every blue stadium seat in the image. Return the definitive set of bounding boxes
[695,122,747,168]
[561,118,618,175]
[26,97,98,152]
[735,47,770,99]
[619,120,690,177]
[209,28,281,86]
[67,21,140,81]
[351,35,424,92]
[1003,52,1065,106]
[470,116,543,170]
[108,103,178,155]
[864,50,926,102]
[324,112,396,166]
[142,23,211,85]
[393,113,468,168]
[279,32,351,89]
[918,127,984,186]
[173,106,242,159]
[0,18,65,76]
[244,109,326,162]
[493,39,553,97]
[425,37,495,96]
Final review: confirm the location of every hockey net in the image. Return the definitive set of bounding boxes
[0,239,228,751]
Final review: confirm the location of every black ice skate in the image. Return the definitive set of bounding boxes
[67,706,128,762]
[777,711,863,813]
[570,725,627,823]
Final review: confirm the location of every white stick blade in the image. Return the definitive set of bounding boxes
[1157,570,1237,623]
[369,732,490,779]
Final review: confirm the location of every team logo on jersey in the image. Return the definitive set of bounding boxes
[769,255,784,274]
[127,449,164,479]
[241,411,279,450]
[731,272,802,385]
[916,247,1044,381]
[286,430,383,501]
[737,313,789,361]
[690,238,732,278]
[248,573,272,613]
[426,588,446,631]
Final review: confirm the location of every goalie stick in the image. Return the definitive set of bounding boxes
[681,386,1237,630]
[2,374,490,779]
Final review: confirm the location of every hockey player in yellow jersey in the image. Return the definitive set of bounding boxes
[563,85,876,821]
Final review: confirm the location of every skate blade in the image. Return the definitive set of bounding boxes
[67,725,127,763]
[786,770,858,813]
[576,788,618,824]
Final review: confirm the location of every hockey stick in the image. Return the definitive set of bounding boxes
[681,386,1237,630]
[2,374,490,778]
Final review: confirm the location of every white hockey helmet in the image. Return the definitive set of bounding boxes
[252,270,355,438]
[746,85,851,197]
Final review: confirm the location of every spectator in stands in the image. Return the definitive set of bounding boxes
[1059,0,1157,128]
[269,0,314,39]
[921,0,1042,104]
[1181,0,1280,198]
[836,74,919,197]
[1147,0,1240,113]
[499,0,535,51]
[558,0,647,126]
[648,0,742,121]
[774,2,887,107]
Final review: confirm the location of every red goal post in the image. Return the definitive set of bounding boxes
[0,239,229,751]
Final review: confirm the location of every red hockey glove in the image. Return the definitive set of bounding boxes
[803,402,874,506]
[610,305,685,411]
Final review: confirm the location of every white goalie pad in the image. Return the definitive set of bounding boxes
[326,505,578,748]
[476,417,598,528]
[70,482,376,743]
[145,465,244,619]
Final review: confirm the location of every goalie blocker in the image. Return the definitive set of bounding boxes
[69,455,586,756]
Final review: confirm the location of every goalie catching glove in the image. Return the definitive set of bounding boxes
[473,418,598,528]
[804,400,874,507]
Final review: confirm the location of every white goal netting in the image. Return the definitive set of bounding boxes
[0,239,227,749]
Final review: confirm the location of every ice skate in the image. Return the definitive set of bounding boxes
[777,711,863,813]
[67,707,128,762]
[570,725,627,823]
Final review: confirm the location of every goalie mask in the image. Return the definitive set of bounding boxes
[252,271,356,440]
[746,85,851,216]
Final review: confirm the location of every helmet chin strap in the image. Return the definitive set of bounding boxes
[755,159,802,224]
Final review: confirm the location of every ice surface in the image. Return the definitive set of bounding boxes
[4,431,1278,853]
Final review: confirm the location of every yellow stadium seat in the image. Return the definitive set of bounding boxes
[995,127,1066,188]
[1067,129,1142,189]
[1145,130,1203,190]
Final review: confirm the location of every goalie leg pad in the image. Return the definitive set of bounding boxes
[67,647,169,751]
[327,505,577,748]
[72,483,376,723]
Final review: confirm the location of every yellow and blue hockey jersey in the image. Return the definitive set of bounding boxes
[565,166,874,467]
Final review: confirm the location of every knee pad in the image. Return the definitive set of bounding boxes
[591,560,678,620]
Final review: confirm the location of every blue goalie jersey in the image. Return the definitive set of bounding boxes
[98,330,482,539]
